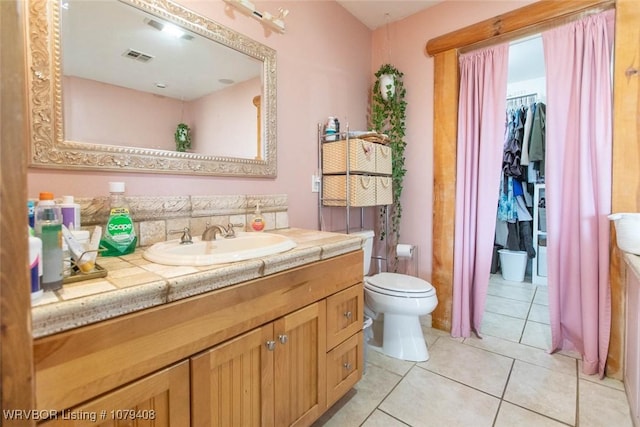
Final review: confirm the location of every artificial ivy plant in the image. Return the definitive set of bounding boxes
[371,64,407,253]
[174,123,192,152]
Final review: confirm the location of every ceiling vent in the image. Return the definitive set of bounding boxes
[122,49,154,63]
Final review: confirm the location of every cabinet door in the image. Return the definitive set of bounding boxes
[327,331,364,407]
[39,361,190,427]
[191,324,275,427]
[625,268,640,424]
[326,285,363,350]
[274,301,327,427]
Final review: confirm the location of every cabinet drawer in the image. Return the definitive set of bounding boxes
[375,144,392,174]
[323,139,376,174]
[326,331,363,407]
[326,285,363,350]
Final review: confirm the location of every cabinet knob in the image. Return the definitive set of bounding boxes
[343,311,352,319]
[278,334,288,344]
[343,362,352,371]
[265,340,276,351]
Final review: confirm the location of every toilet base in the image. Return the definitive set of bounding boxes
[382,313,429,362]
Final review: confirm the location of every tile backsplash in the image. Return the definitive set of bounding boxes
[72,194,289,247]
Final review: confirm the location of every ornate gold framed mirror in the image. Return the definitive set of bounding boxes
[24,0,277,177]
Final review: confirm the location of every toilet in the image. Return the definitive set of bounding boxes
[353,230,438,362]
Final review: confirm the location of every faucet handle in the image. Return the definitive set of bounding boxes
[225,223,244,238]
[169,227,193,244]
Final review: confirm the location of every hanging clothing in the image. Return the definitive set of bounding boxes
[528,102,546,178]
[502,108,526,179]
[520,103,535,166]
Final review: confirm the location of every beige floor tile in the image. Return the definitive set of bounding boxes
[578,361,625,391]
[487,282,536,302]
[504,360,577,425]
[480,311,526,342]
[463,334,576,376]
[579,379,633,427]
[528,303,550,324]
[534,287,549,306]
[495,401,568,427]
[366,345,416,377]
[521,320,551,350]
[380,368,500,427]
[417,337,513,397]
[313,363,402,427]
[484,294,531,319]
[490,274,537,290]
[361,410,408,427]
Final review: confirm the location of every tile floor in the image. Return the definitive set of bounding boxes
[314,274,634,427]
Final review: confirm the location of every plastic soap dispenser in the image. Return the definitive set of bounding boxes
[250,202,265,232]
[99,182,137,256]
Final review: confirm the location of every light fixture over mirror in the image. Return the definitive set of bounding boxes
[24,0,277,177]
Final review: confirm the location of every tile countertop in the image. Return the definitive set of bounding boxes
[31,228,363,339]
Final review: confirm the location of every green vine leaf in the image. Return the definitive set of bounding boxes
[370,64,407,269]
[175,123,192,152]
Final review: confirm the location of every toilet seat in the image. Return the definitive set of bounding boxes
[365,272,435,298]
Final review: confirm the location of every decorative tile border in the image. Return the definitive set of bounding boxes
[74,193,288,247]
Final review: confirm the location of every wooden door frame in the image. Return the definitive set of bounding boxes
[426,0,637,378]
[1,0,36,422]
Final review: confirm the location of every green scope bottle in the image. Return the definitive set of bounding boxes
[99,182,137,257]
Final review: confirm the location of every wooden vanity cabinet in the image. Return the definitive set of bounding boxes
[191,302,327,427]
[39,361,190,426]
[624,261,640,426]
[33,250,363,427]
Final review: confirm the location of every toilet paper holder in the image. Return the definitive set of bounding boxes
[396,244,418,276]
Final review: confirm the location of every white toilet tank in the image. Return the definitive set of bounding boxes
[351,230,374,275]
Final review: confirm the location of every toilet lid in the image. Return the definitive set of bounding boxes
[365,272,435,298]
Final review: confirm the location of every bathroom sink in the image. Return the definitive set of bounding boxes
[143,232,297,266]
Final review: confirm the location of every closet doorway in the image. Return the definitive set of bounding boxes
[483,35,552,350]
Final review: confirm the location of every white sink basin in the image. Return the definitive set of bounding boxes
[143,232,297,266]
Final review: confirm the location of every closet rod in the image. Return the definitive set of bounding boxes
[506,92,538,101]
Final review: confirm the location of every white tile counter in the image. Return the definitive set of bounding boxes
[31,228,362,338]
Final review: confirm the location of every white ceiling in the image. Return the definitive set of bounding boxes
[336,0,441,30]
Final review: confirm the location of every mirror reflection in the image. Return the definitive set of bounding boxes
[25,0,277,176]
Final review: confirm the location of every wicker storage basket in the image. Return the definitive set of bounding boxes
[375,144,392,175]
[609,213,640,255]
[323,175,376,207]
[323,139,375,174]
[376,176,393,205]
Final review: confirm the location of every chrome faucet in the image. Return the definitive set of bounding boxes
[201,224,227,241]
[201,223,244,241]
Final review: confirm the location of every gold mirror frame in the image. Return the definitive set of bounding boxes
[25,0,277,177]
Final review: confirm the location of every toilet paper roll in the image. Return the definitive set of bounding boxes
[396,244,414,258]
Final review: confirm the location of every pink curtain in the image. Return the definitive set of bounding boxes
[451,45,509,337]
[543,9,614,376]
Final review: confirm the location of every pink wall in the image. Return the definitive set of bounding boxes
[370,0,535,280]
[31,0,537,274]
[189,77,260,158]
[63,76,183,150]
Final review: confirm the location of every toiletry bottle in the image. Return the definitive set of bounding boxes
[28,226,43,301]
[99,182,137,256]
[60,195,81,230]
[34,191,63,291]
[250,202,265,232]
[27,200,35,228]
